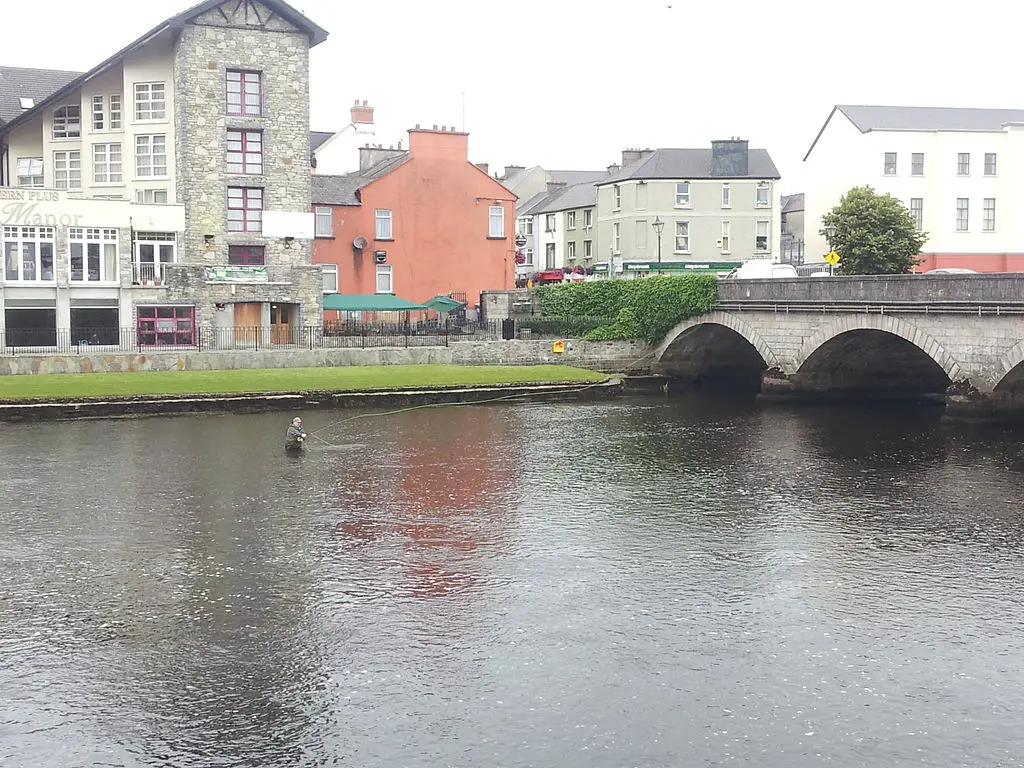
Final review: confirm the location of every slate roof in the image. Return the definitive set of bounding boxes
[836,104,1024,133]
[311,153,409,205]
[599,147,780,184]
[548,169,606,185]
[310,131,334,151]
[516,190,550,217]
[0,66,82,125]
[530,182,598,215]
[781,193,804,213]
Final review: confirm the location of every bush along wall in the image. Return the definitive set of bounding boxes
[535,275,718,344]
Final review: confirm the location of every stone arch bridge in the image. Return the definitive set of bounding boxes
[653,275,1024,421]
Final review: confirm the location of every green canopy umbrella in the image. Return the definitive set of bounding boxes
[423,295,467,314]
[322,293,428,312]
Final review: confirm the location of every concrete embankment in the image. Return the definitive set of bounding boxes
[0,379,624,422]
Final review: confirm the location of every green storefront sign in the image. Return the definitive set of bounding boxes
[622,261,741,273]
[204,266,269,282]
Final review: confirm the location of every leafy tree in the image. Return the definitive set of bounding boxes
[820,186,926,275]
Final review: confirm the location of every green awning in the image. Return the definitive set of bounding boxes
[423,295,467,313]
[322,293,428,312]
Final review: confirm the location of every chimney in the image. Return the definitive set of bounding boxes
[606,163,620,175]
[351,99,374,126]
[621,148,655,166]
[502,165,524,179]
[475,162,489,175]
[546,181,567,195]
[711,138,749,177]
[359,144,405,172]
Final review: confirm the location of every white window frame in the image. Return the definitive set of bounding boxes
[584,240,592,258]
[135,135,167,178]
[675,182,690,208]
[545,214,555,232]
[884,152,897,175]
[16,158,43,188]
[524,247,534,266]
[567,241,576,260]
[584,209,593,228]
[566,210,576,230]
[910,198,923,232]
[612,222,620,253]
[321,263,339,293]
[52,105,80,139]
[983,198,995,232]
[92,96,105,131]
[911,153,924,176]
[375,264,393,294]
[136,189,169,204]
[314,207,333,238]
[957,153,970,176]
[375,209,393,240]
[720,221,731,253]
[722,183,731,208]
[755,181,771,208]
[110,95,122,130]
[613,185,621,210]
[488,205,505,238]
[674,221,690,253]
[134,231,176,285]
[92,143,122,184]
[53,150,81,190]
[68,227,119,283]
[956,198,969,231]
[134,82,167,121]
[2,226,56,282]
[545,242,556,269]
[984,153,997,176]
[755,220,770,252]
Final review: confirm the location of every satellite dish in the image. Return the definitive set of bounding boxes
[352,236,368,250]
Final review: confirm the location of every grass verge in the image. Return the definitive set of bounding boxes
[0,365,608,401]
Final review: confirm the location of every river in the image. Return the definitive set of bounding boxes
[2,396,1023,767]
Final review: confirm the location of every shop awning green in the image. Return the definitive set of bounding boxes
[322,293,428,312]
[423,295,467,313]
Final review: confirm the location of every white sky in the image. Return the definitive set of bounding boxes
[5,0,1021,193]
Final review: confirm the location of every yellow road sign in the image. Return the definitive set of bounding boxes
[825,250,840,266]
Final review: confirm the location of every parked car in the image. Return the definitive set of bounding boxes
[924,268,977,274]
[723,259,799,279]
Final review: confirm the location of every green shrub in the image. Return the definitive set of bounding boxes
[517,316,613,337]
[536,275,717,343]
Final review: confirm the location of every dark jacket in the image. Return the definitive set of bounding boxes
[285,424,307,449]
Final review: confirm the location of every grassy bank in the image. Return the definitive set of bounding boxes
[0,365,607,401]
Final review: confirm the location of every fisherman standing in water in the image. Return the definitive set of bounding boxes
[285,416,307,453]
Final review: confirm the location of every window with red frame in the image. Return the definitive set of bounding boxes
[227,187,263,232]
[137,305,195,346]
[228,245,265,265]
[226,70,262,117]
[227,130,263,174]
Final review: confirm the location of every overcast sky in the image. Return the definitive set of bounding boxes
[5,0,1021,192]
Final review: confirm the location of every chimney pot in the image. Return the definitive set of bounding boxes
[362,100,368,106]
[433,124,438,130]
[354,99,359,105]
[415,124,420,130]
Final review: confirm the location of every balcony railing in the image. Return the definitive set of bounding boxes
[132,262,169,286]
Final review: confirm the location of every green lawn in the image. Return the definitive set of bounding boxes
[0,365,608,400]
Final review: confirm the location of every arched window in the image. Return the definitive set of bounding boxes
[53,105,81,139]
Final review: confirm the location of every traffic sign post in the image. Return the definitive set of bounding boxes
[514,234,527,248]
[824,250,840,276]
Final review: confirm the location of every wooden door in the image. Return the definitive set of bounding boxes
[271,303,293,345]
[234,302,262,344]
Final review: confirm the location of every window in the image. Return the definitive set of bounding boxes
[228,245,265,265]
[957,153,970,175]
[69,227,118,282]
[524,247,534,266]
[2,226,55,282]
[518,218,533,235]
[227,130,263,174]
[674,221,689,252]
[636,220,647,250]
[675,182,690,207]
[566,210,576,230]
[314,207,333,237]
[136,189,168,204]
[92,96,105,130]
[134,232,175,284]
[983,198,996,232]
[884,152,897,175]
[755,220,770,252]
[985,153,997,176]
[910,198,923,231]
[612,222,620,253]
[488,205,505,238]
[375,209,393,239]
[53,105,80,139]
[613,184,621,209]
[545,243,556,269]
[375,264,393,293]
[92,143,122,184]
[584,209,593,227]
[16,158,43,188]
[721,221,731,253]
[911,153,924,176]
[956,198,969,231]
[137,306,195,346]
[567,241,576,260]
[53,151,81,190]
[226,70,262,117]
[756,181,771,207]
[110,95,122,129]
[134,82,166,121]
[722,183,731,207]
[545,213,556,232]
[227,187,263,232]
[584,239,592,258]
[135,135,167,177]
[321,263,338,293]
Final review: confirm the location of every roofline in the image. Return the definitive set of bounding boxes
[802,105,843,163]
[467,161,518,200]
[595,173,781,187]
[0,0,328,137]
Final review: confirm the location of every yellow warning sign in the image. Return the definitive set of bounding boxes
[824,250,840,266]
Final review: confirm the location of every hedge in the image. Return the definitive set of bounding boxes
[535,275,718,343]
[517,316,615,338]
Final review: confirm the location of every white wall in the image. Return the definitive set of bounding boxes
[314,123,378,175]
[536,209,564,270]
[804,110,1021,260]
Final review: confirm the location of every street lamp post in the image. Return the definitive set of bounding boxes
[652,215,665,275]
[823,224,837,276]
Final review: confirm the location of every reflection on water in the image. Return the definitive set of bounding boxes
[2,397,1024,767]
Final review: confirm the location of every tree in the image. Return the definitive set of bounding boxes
[820,186,926,275]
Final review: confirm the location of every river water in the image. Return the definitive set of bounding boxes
[2,397,1024,767]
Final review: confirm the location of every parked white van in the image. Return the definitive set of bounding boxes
[723,259,799,279]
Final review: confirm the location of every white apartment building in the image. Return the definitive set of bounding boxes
[803,105,1024,272]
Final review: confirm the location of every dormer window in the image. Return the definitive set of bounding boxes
[19,97,34,110]
[53,105,81,139]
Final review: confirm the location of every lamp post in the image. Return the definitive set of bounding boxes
[823,224,837,276]
[652,215,665,275]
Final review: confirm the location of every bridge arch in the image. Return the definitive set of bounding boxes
[995,340,1024,393]
[656,311,780,368]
